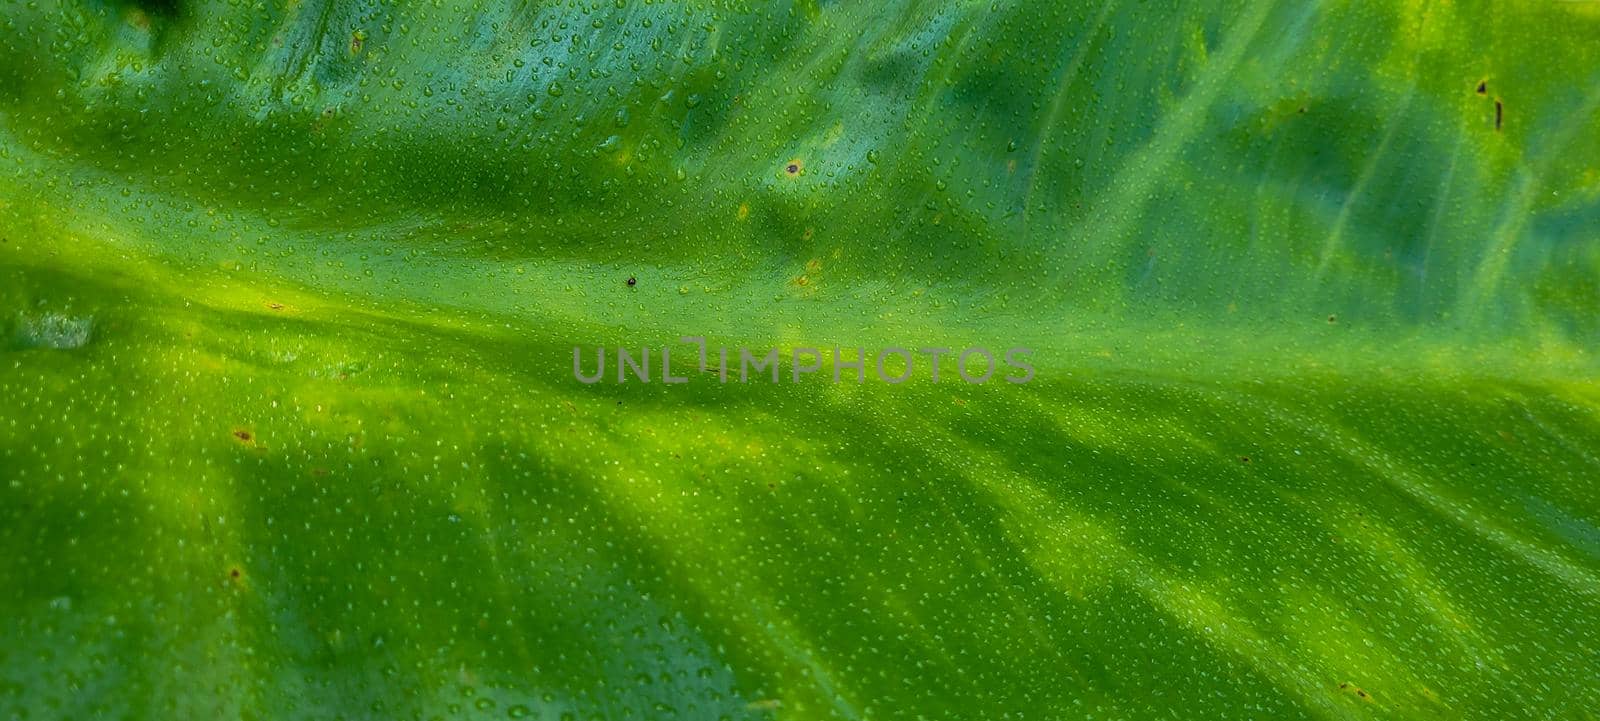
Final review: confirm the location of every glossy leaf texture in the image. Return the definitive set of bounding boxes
[2,1,1599,719]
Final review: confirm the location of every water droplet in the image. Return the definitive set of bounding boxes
[13,313,93,350]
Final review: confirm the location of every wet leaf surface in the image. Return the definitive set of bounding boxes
[2,1,1599,718]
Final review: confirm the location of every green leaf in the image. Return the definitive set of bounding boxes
[2,0,1598,718]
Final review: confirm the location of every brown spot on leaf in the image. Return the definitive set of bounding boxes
[1338,682,1374,702]
[232,429,253,442]
[1494,99,1503,131]
[1476,80,1487,95]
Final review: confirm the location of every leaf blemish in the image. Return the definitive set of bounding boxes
[1494,99,1503,131]
[1338,682,1373,701]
